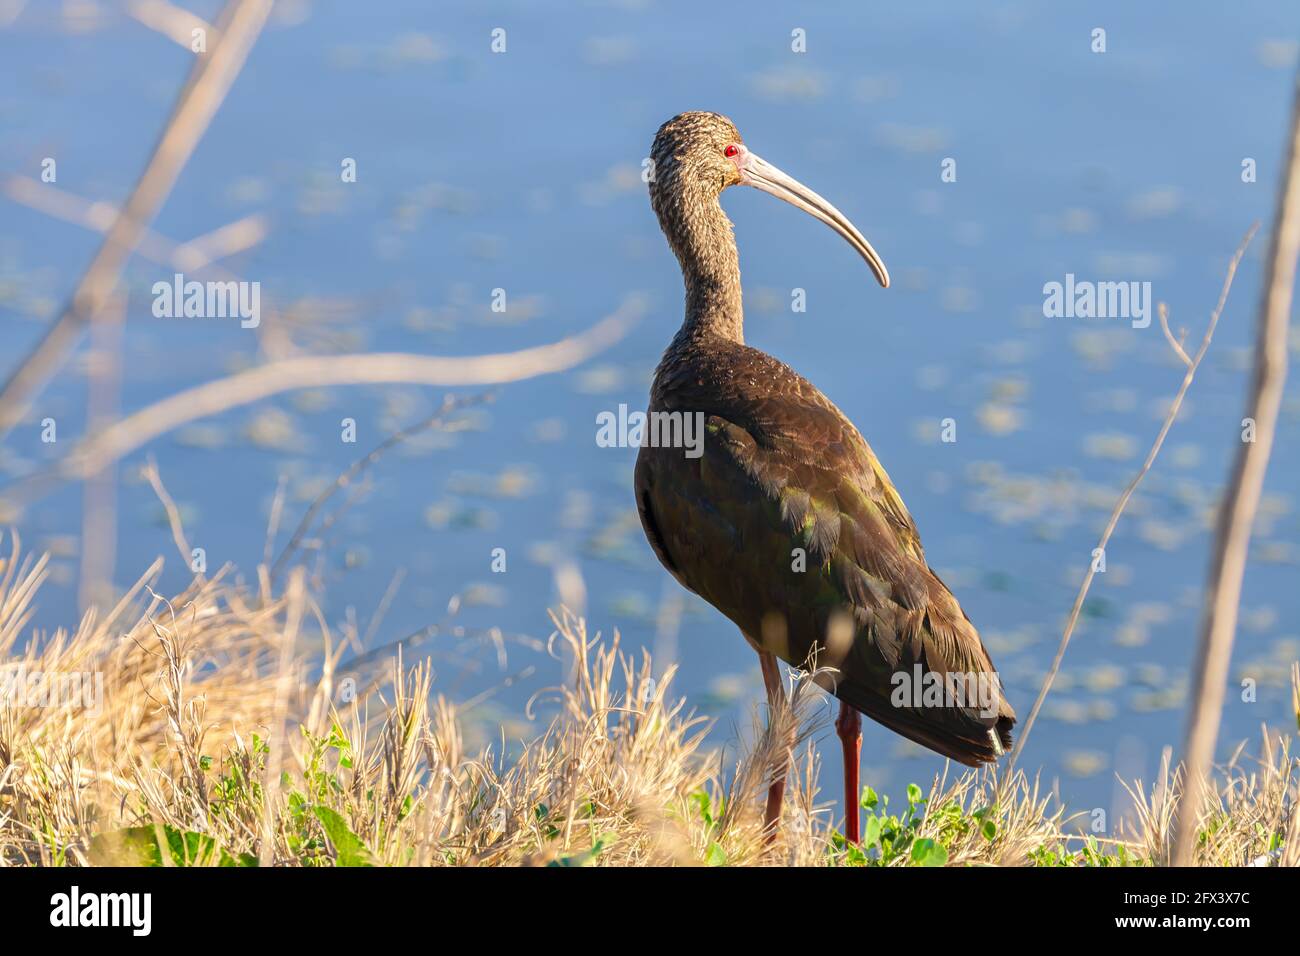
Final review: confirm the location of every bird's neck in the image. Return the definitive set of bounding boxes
[667,195,744,344]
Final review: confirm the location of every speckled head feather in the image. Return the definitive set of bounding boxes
[647,110,890,347]
[648,112,747,341]
[649,111,744,201]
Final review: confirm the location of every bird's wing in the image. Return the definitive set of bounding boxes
[636,389,1015,765]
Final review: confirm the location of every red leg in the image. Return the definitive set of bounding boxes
[759,651,787,842]
[836,700,862,844]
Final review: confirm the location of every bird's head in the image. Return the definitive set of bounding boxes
[648,111,889,288]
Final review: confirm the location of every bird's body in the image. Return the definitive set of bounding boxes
[635,111,1014,838]
[637,328,1014,765]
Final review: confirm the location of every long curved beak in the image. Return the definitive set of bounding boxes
[740,151,890,289]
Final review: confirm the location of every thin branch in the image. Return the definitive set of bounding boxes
[140,456,195,572]
[1009,225,1257,770]
[4,172,320,360]
[0,296,642,508]
[0,0,273,439]
[262,475,289,570]
[1172,70,1300,866]
[1158,303,1191,368]
[258,568,306,867]
[127,0,215,50]
[269,392,492,580]
[77,293,124,612]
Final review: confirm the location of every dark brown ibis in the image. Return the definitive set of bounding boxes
[634,112,1015,845]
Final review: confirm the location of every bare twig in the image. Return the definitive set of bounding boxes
[2,174,268,273]
[258,568,306,867]
[1158,303,1191,367]
[262,475,289,571]
[0,296,642,508]
[1171,71,1300,866]
[3,175,282,351]
[0,0,273,439]
[1009,225,1257,770]
[269,392,492,579]
[140,456,195,572]
[77,293,124,612]
[1281,664,1300,868]
[127,0,215,50]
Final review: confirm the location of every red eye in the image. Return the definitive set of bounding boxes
[724,144,740,158]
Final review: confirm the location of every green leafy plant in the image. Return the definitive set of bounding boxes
[830,784,998,867]
[89,826,255,867]
[312,806,377,867]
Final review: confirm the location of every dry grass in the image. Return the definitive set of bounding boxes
[0,535,1296,867]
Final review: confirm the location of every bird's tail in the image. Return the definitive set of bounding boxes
[989,727,1005,758]
[834,681,1016,768]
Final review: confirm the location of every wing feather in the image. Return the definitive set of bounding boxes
[636,343,1015,764]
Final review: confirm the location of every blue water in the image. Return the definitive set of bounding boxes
[2,0,1298,832]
